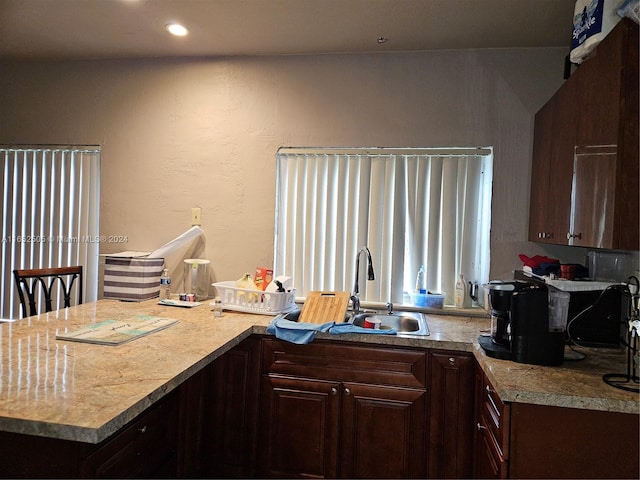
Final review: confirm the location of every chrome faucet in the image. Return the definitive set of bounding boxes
[351,246,375,313]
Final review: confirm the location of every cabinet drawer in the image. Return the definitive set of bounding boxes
[262,338,427,388]
[477,413,508,479]
[81,391,180,478]
[481,380,509,459]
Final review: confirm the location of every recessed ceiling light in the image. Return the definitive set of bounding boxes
[166,23,188,36]
[377,37,388,44]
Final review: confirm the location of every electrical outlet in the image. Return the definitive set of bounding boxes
[191,207,202,226]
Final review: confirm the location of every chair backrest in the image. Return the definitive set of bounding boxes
[13,266,83,318]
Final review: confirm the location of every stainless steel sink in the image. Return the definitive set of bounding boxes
[348,312,430,336]
[282,308,429,336]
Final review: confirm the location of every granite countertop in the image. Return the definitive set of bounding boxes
[0,299,637,445]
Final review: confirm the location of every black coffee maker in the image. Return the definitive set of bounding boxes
[479,280,567,366]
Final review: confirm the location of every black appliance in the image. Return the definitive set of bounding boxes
[564,287,630,347]
[479,280,566,366]
[514,271,630,347]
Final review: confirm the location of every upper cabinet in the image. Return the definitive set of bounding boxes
[529,18,639,250]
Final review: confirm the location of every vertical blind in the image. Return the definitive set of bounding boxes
[274,147,492,306]
[1,146,101,320]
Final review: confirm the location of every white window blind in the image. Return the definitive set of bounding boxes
[274,147,492,307]
[1,146,101,320]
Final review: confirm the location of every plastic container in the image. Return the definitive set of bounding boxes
[587,251,632,282]
[212,281,296,314]
[184,259,210,301]
[425,293,445,309]
[212,296,223,317]
[159,268,171,300]
[411,292,445,309]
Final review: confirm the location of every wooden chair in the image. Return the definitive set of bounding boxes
[13,266,83,317]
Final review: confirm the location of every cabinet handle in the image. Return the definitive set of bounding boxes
[448,357,456,365]
[344,387,351,396]
[538,232,553,239]
[485,385,494,394]
[477,422,487,431]
[330,387,338,396]
[137,426,147,434]
[567,232,582,240]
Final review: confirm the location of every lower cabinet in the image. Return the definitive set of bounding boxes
[8,335,634,479]
[258,338,429,479]
[80,389,181,478]
[0,386,185,478]
[258,375,341,478]
[473,364,509,479]
[472,363,640,479]
[428,351,474,479]
[203,336,262,478]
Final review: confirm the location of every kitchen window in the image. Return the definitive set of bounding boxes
[0,146,101,320]
[274,147,492,307]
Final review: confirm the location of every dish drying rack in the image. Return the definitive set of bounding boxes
[212,281,296,315]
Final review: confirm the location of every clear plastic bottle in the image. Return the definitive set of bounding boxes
[455,273,465,308]
[213,297,223,317]
[160,268,171,300]
[415,265,426,293]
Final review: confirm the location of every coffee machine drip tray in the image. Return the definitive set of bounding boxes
[479,336,512,360]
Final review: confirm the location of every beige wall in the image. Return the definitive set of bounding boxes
[1,48,588,289]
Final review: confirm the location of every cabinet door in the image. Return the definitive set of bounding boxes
[205,336,261,478]
[529,95,555,242]
[568,146,616,247]
[81,390,180,478]
[258,375,340,479]
[428,352,474,479]
[339,382,427,479]
[546,78,579,245]
[529,79,578,245]
[575,19,624,147]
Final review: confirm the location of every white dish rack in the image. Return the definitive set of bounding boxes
[212,281,296,315]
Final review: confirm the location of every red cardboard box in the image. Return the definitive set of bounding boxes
[254,267,273,291]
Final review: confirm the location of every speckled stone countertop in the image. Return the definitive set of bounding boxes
[0,299,637,445]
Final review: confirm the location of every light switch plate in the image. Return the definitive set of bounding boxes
[191,207,202,226]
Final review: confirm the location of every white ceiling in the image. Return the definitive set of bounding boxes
[0,0,577,60]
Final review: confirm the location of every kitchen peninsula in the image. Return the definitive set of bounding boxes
[0,299,637,478]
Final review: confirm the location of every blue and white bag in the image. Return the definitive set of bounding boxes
[570,0,622,64]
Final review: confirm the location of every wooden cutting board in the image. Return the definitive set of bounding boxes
[299,291,351,324]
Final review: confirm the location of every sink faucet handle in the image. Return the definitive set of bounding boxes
[351,294,361,313]
[386,302,393,314]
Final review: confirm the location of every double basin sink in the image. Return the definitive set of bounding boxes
[285,309,430,336]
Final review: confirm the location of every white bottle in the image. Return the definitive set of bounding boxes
[455,273,465,308]
[160,268,171,300]
[415,265,426,293]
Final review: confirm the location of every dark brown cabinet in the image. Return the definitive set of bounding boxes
[80,389,181,478]
[339,382,427,479]
[259,375,341,478]
[428,351,475,479]
[258,338,429,478]
[0,386,184,479]
[473,363,640,479]
[529,18,639,250]
[473,365,509,480]
[529,82,577,244]
[204,336,262,478]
